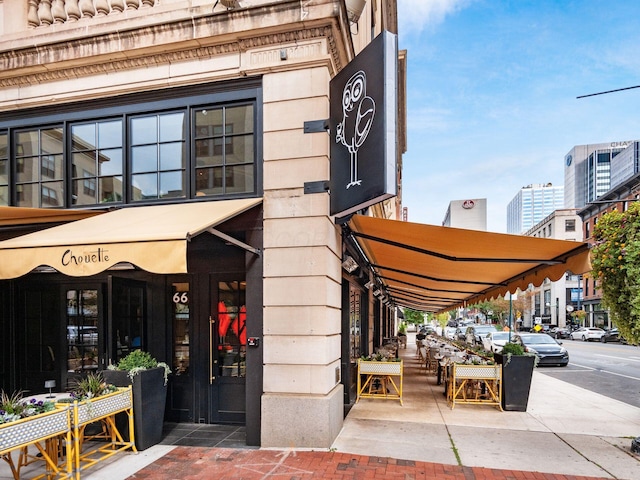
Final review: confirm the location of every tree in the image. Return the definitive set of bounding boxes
[475,298,509,325]
[590,202,640,345]
[435,312,450,329]
[402,308,425,325]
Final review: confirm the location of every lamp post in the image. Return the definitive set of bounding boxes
[506,291,517,341]
[555,298,559,326]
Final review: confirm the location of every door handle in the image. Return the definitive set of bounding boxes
[209,316,216,383]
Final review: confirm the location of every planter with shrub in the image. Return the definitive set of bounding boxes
[493,342,536,411]
[102,350,171,450]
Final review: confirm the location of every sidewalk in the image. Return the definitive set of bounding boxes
[3,335,639,479]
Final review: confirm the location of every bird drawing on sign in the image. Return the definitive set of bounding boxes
[335,70,375,189]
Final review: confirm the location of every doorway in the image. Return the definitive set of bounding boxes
[63,277,146,390]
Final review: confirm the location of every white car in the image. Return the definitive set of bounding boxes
[67,325,99,345]
[444,326,457,340]
[481,331,512,353]
[570,327,605,342]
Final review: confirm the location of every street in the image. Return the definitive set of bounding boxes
[537,338,640,408]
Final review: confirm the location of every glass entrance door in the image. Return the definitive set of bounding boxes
[65,287,101,387]
[107,276,146,366]
[210,279,246,424]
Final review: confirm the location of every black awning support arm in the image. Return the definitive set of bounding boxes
[205,227,261,256]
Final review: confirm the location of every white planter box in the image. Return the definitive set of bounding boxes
[0,406,69,454]
[356,360,404,405]
[358,360,402,375]
[65,386,132,427]
[453,364,500,380]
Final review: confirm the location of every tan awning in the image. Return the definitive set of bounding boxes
[0,206,105,226]
[347,215,591,313]
[0,198,262,279]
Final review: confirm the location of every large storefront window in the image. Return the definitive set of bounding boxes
[0,83,260,208]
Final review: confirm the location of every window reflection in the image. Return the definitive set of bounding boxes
[2,96,256,207]
[194,105,254,196]
[15,127,64,208]
[71,120,123,205]
[130,112,186,201]
[217,281,246,378]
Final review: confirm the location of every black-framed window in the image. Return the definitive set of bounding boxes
[0,130,7,206]
[194,105,254,196]
[0,81,261,208]
[130,111,186,201]
[71,119,123,205]
[15,127,64,208]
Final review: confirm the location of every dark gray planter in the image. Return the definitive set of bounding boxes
[494,353,535,411]
[102,367,167,450]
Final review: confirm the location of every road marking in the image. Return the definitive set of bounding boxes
[594,353,640,363]
[570,362,640,382]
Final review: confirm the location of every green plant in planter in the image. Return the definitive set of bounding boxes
[69,372,118,401]
[501,342,525,356]
[0,390,55,424]
[499,342,538,367]
[108,350,171,385]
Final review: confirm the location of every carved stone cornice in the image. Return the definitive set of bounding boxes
[0,13,347,89]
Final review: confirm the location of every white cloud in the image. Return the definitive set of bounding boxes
[398,0,474,34]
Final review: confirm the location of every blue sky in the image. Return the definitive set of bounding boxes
[396,0,640,232]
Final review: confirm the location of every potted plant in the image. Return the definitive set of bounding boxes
[102,350,171,450]
[493,342,536,411]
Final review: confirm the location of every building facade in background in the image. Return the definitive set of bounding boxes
[610,141,640,190]
[523,209,583,329]
[0,0,406,449]
[564,141,637,210]
[578,172,640,330]
[442,198,487,230]
[506,183,564,234]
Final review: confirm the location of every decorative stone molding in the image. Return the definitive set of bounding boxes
[0,23,343,89]
[27,0,153,27]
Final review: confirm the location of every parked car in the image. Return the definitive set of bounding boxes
[601,328,623,343]
[512,333,569,366]
[570,327,605,342]
[444,326,457,340]
[464,324,498,346]
[481,331,511,353]
[67,325,99,345]
[418,325,435,336]
[454,327,467,342]
[549,327,570,339]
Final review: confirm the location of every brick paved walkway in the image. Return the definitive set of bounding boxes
[128,447,611,480]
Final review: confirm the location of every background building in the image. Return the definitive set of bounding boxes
[442,198,487,230]
[564,141,636,209]
[610,141,640,190]
[506,183,564,234]
[523,209,583,329]
[578,172,640,329]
